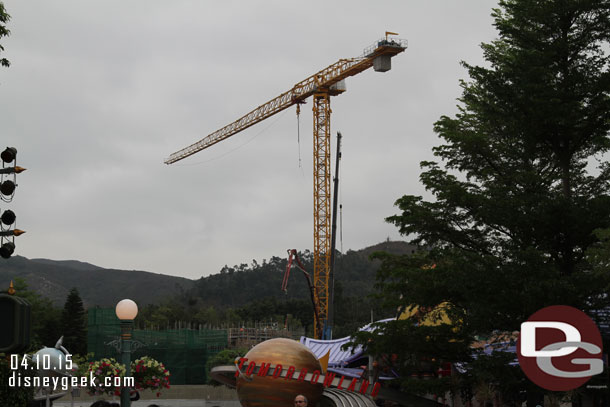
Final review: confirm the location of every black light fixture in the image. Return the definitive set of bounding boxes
[1,147,17,164]
[1,210,15,226]
[0,180,15,196]
[0,241,15,259]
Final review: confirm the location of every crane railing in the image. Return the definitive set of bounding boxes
[361,37,408,58]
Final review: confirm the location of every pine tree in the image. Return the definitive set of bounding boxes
[354,0,610,402]
[61,288,87,356]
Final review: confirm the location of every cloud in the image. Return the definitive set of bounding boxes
[1,0,497,279]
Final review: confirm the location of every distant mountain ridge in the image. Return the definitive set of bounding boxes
[0,241,416,308]
[30,258,103,271]
[0,256,194,307]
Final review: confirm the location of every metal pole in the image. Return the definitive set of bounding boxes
[120,320,133,407]
[327,131,342,340]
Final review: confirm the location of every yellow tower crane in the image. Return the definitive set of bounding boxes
[165,33,407,339]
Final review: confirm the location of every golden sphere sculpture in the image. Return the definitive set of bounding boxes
[236,338,323,407]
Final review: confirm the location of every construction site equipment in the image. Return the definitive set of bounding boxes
[282,249,322,336]
[165,34,407,339]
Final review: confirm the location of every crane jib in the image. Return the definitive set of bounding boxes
[164,39,407,165]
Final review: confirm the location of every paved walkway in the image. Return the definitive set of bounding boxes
[40,384,240,407]
[54,400,241,407]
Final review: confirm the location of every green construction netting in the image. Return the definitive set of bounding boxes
[87,308,227,384]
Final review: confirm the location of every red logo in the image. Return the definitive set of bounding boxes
[517,305,603,391]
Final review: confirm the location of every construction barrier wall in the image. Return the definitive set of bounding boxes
[87,308,228,384]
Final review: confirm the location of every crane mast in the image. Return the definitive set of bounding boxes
[166,35,407,339]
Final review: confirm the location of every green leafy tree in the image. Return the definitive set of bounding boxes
[587,228,610,295]
[354,0,610,403]
[61,288,87,356]
[12,278,62,349]
[205,347,248,385]
[0,1,9,68]
[332,280,393,338]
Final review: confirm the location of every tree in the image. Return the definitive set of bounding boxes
[205,347,249,385]
[586,227,610,328]
[0,2,10,68]
[587,228,610,292]
[11,278,62,350]
[61,288,87,356]
[354,0,610,403]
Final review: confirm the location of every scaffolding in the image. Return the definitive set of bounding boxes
[227,321,304,349]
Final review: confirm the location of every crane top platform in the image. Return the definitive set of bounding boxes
[362,37,408,58]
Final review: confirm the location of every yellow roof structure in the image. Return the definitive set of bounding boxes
[398,301,454,326]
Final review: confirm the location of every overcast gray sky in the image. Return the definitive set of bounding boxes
[0,1,498,280]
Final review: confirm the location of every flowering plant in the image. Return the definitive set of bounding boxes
[85,358,126,396]
[131,356,170,397]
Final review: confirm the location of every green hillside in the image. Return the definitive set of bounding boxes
[0,241,416,337]
[0,256,194,307]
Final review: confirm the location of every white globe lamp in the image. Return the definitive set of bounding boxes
[115,299,138,321]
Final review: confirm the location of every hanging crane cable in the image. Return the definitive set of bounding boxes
[172,109,290,167]
[296,104,303,170]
